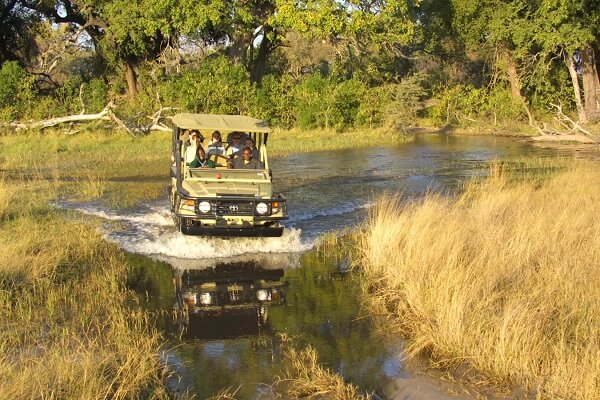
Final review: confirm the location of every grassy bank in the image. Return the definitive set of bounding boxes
[0,126,411,208]
[0,177,170,398]
[358,162,600,399]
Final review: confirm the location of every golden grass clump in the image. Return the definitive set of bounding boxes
[358,162,600,399]
[0,212,170,399]
[276,336,371,400]
[0,174,16,219]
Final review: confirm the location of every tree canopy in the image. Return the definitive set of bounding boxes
[1,0,599,129]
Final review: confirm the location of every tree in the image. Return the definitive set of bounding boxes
[532,0,600,122]
[19,0,229,96]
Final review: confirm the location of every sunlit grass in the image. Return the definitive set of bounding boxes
[358,161,600,399]
[0,174,16,220]
[0,170,171,398]
[275,335,371,399]
[270,127,413,156]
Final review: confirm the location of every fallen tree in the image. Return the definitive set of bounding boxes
[2,97,173,135]
[530,103,599,143]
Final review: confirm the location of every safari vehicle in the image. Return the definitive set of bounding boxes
[170,113,288,237]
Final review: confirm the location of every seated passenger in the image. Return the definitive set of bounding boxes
[225,132,243,157]
[207,131,226,157]
[189,146,215,168]
[185,130,202,165]
[231,137,260,160]
[229,147,264,169]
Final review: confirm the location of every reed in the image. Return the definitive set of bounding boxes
[275,335,371,400]
[357,161,600,399]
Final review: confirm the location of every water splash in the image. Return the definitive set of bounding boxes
[58,200,311,260]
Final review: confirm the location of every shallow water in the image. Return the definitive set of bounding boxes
[62,134,599,399]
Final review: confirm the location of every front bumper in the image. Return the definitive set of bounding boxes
[180,223,284,237]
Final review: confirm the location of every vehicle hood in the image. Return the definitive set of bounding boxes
[182,180,272,198]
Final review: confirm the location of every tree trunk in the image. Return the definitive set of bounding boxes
[228,31,252,67]
[250,28,271,84]
[498,45,533,125]
[581,46,600,119]
[124,59,138,97]
[565,51,588,123]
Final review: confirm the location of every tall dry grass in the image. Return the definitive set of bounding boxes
[275,335,371,400]
[0,174,17,219]
[0,208,170,398]
[358,162,600,400]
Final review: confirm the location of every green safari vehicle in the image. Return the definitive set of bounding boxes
[169,113,288,237]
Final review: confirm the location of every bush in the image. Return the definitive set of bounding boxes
[432,83,524,126]
[252,74,296,128]
[159,57,256,115]
[0,61,36,120]
[294,74,332,129]
[382,74,427,132]
[294,74,366,131]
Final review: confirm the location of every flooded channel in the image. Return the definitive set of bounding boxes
[63,134,599,399]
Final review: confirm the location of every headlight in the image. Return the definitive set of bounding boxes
[183,291,197,306]
[256,202,268,215]
[256,289,270,301]
[198,201,211,213]
[199,292,212,305]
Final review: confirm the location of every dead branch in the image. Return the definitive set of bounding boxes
[549,103,593,136]
[8,102,114,131]
[2,101,174,135]
[78,83,86,115]
[528,103,599,143]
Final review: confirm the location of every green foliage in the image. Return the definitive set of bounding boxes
[159,57,256,114]
[294,74,332,129]
[432,84,522,126]
[0,62,36,121]
[252,74,296,128]
[293,74,366,130]
[382,74,428,131]
[83,79,110,113]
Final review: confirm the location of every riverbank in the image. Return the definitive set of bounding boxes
[357,161,600,400]
[0,127,412,208]
[0,176,170,398]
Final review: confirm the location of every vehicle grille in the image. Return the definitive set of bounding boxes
[215,200,254,216]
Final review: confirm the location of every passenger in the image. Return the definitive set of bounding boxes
[231,137,259,160]
[189,146,216,168]
[185,130,203,165]
[225,132,243,157]
[244,137,260,160]
[229,147,264,169]
[206,131,226,157]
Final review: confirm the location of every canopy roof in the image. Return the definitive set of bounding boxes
[172,113,272,133]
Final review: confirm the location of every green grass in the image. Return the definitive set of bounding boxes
[0,126,413,208]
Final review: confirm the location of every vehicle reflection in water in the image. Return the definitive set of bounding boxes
[173,261,287,340]
[127,251,399,399]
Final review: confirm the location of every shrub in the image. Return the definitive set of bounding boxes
[159,57,256,115]
[0,61,36,120]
